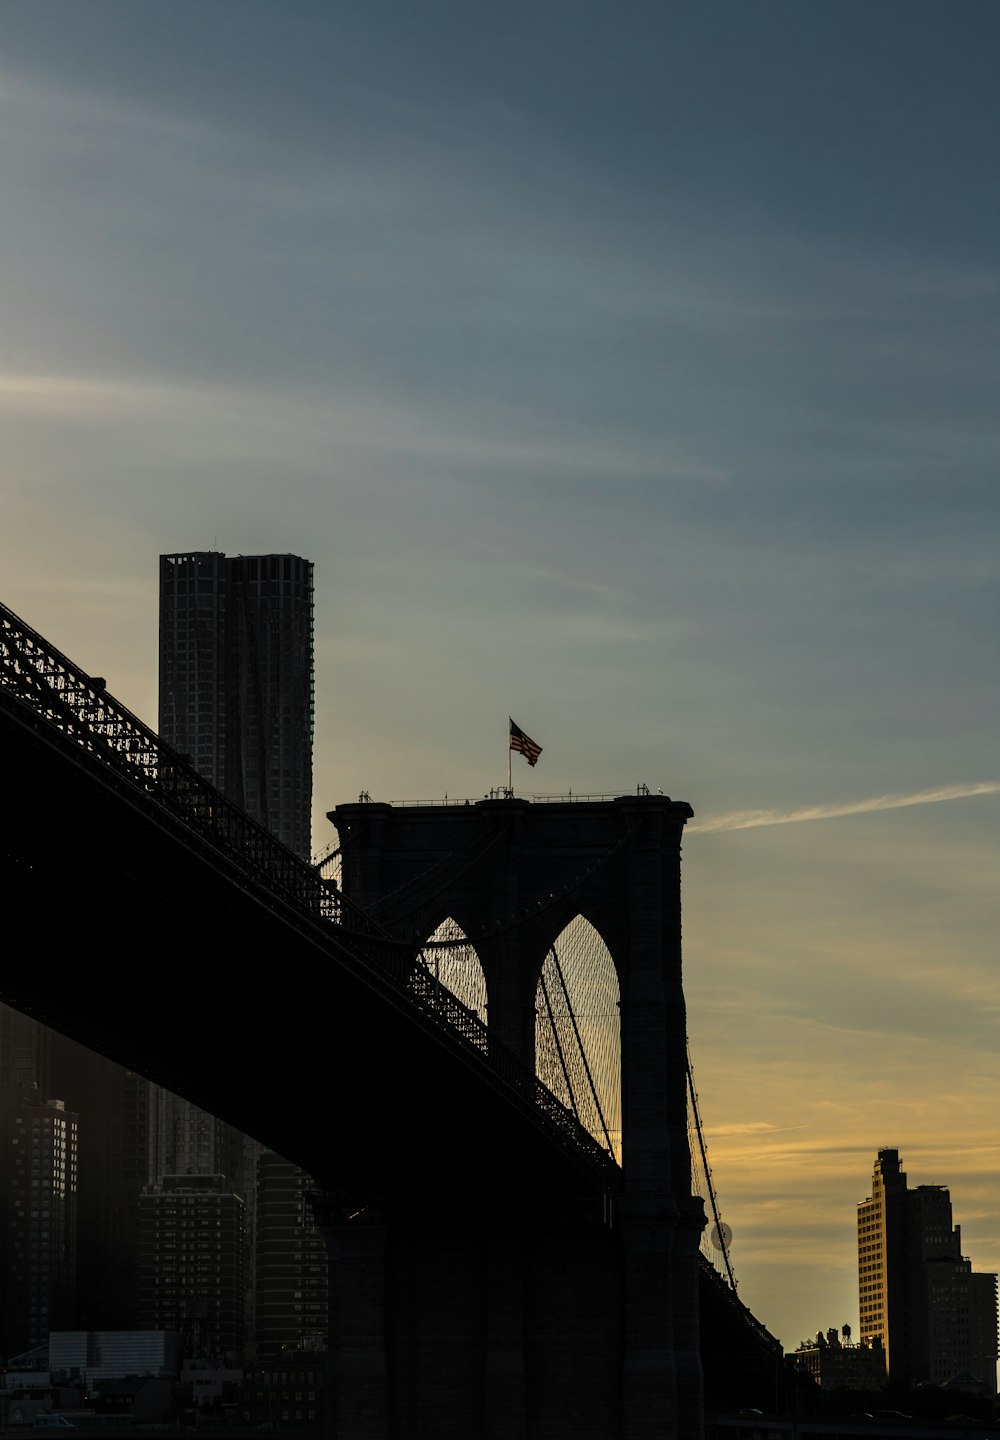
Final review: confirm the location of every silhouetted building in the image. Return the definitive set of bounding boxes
[254,1151,327,1358]
[158,551,314,858]
[50,1038,150,1331]
[792,1325,886,1389]
[858,1147,998,1392]
[3,566,316,1371]
[157,549,315,1351]
[146,1090,260,1345]
[49,1330,182,1384]
[0,1008,55,1094]
[138,1176,247,1364]
[0,1011,152,1334]
[241,1353,325,1431]
[970,1270,1000,1394]
[0,1090,79,1356]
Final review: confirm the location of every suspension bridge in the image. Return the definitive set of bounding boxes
[0,596,782,1439]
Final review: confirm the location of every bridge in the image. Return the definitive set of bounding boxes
[0,598,782,1439]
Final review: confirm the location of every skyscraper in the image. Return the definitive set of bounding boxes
[858,1148,998,1392]
[157,550,316,1357]
[158,551,314,858]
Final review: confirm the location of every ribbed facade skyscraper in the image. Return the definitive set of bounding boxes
[158,551,314,858]
[157,551,316,1356]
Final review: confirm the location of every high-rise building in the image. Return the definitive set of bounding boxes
[0,1010,149,1335]
[148,1091,255,1202]
[858,1148,998,1392]
[147,1088,262,1342]
[137,1175,247,1363]
[50,1039,150,1331]
[254,1151,328,1358]
[158,551,314,859]
[0,1007,55,1094]
[157,550,316,1356]
[0,1089,79,1357]
[2,555,316,1359]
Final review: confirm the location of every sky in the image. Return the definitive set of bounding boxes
[1,0,998,1355]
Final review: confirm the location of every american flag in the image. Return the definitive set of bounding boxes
[509,717,542,767]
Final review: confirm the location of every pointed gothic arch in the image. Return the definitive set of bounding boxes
[535,915,621,1163]
[421,915,488,1023]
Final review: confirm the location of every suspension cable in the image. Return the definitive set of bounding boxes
[687,1038,736,1291]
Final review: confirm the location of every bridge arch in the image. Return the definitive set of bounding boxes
[421,915,487,1022]
[333,794,694,1194]
[535,914,622,1163]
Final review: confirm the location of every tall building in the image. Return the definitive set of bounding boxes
[157,550,316,1355]
[50,1040,150,1331]
[2,555,316,1359]
[137,1175,247,1363]
[0,1089,79,1357]
[254,1151,328,1359]
[0,1007,55,1094]
[148,1091,255,1202]
[858,1148,998,1392]
[158,551,314,859]
[1,1009,149,1336]
[147,1087,262,1342]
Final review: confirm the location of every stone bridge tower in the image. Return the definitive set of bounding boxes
[324,793,706,1440]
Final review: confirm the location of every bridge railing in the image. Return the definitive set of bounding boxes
[0,602,391,935]
[698,1255,783,1355]
[0,598,618,1182]
[402,963,618,1170]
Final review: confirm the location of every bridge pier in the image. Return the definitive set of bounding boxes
[618,1193,707,1439]
[312,1193,625,1440]
[309,1191,390,1439]
[483,1227,528,1437]
[327,794,705,1439]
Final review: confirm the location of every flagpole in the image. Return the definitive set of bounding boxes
[507,718,512,794]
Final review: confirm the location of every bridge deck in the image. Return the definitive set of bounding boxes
[1,681,616,1206]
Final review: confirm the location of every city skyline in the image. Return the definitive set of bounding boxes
[1,0,998,1358]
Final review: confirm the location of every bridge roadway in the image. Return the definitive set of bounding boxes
[0,681,616,1210]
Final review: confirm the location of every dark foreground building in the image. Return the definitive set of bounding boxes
[0,1089,78,1354]
[138,1175,247,1364]
[255,1150,328,1358]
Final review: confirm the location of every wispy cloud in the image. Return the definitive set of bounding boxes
[689,781,1000,834]
[0,374,170,417]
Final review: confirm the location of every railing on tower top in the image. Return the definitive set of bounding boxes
[360,784,661,807]
[0,598,619,1182]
